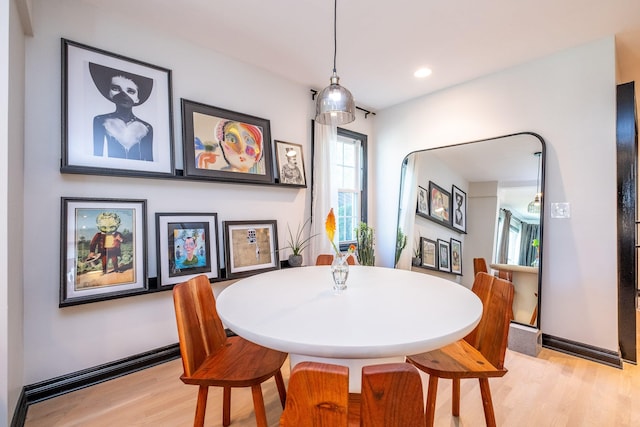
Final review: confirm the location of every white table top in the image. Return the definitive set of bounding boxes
[216,266,482,359]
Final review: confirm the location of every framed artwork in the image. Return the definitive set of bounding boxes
[452,185,467,232]
[437,239,451,272]
[181,99,274,184]
[421,237,437,270]
[450,238,462,275]
[155,213,220,289]
[60,198,147,307]
[416,186,428,216]
[61,39,174,177]
[223,220,279,279]
[275,140,306,187]
[429,181,451,225]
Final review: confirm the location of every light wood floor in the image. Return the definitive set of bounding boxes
[25,314,640,426]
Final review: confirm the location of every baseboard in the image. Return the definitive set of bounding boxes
[10,343,181,427]
[542,334,623,369]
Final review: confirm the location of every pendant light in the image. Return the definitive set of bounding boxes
[527,152,542,214]
[315,0,356,125]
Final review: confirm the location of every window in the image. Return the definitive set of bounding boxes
[336,128,367,250]
[496,210,522,265]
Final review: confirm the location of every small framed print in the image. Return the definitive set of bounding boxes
[452,185,467,232]
[275,140,307,187]
[416,186,428,216]
[437,239,451,272]
[223,220,279,279]
[421,237,437,270]
[155,213,221,289]
[61,39,174,177]
[450,238,462,275]
[429,182,451,225]
[60,197,147,307]
[181,99,274,184]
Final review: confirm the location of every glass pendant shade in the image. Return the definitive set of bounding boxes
[527,193,541,214]
[316,73,356,125]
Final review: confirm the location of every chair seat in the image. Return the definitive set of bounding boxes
[181,335,288,387]
[407,339,507,380]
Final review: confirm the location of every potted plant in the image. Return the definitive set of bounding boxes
[412,238,422,266]
[355,222,375,266]
[282,218,316,267]
[395,228,407,267]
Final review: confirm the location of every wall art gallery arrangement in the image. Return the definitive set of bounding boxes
[58,39,307,307]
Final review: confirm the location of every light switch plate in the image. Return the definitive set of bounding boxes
[551,202,570,218]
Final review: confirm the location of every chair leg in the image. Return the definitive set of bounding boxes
[194,386,208,427]
[251,384,268,427]
[274,369,287,408]
[223,386,231,427]
[452,378,460,416]
[425,375,439,427]
[479,378,497,427]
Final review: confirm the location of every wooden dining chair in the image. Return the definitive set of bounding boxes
[280,361,349,427]
[359,363,425,427]
[316,254,356,265]
[173,274,287,427]
[473,257,488,276]
[406,272,514,427]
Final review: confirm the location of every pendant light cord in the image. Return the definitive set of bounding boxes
[333,0,337,73]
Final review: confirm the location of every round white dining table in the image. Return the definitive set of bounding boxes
[216,265,482,392]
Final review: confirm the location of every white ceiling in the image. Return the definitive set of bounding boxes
[80,0,640,110]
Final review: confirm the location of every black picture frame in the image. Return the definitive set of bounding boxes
[275,140,307,187]
[60,197,148,307]
[450,238,462,275]
[420,237,438,270]
[437,239,451,272]
[181,99,274,184]
[429,181,451,225]
[61,39,175,178]
[417,185,429,216]
[452,185,467,232]
[223,220,279,279]
[155,213,221,289]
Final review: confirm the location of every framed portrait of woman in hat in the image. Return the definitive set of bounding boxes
[61,39,175,177]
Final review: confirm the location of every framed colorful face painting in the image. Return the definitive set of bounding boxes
[223,220,279,279]
[155,213,220,289]
[429,181,451,225]
[60,198,147,307]
[61,39,174,177]
[181,99,274,184]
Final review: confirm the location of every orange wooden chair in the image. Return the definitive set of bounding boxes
[406,272,514,427]
[280,361,425,427]
[473,257,488,276]
[173,275,287,427]
[316,254,356,265]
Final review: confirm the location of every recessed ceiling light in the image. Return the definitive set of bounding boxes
[414,67,432,78]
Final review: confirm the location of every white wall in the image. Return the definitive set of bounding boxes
[2,0,26,422]
[21,0,375,384]
[374,38,619,352]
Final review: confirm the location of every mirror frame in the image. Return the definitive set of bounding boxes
[395,132,545,328]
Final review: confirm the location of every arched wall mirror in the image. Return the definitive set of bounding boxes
[396,132,545,328]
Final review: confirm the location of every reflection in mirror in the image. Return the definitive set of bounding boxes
[396,133,545,328]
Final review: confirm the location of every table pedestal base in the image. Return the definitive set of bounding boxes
[289,354,405,393]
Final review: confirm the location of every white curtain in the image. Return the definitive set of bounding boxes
[396,155,418,270]
[310,122,338,263]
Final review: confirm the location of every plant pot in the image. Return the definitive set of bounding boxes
[412,257,421,267]
[288,254,303,267]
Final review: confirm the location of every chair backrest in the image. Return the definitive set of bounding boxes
[173,275,228,378]
[473,257,488,276]
[280,361,349,427]
[316,254,334,265]
[464,272,514,370]
[316,254,357,266]
[360,363,425,427]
